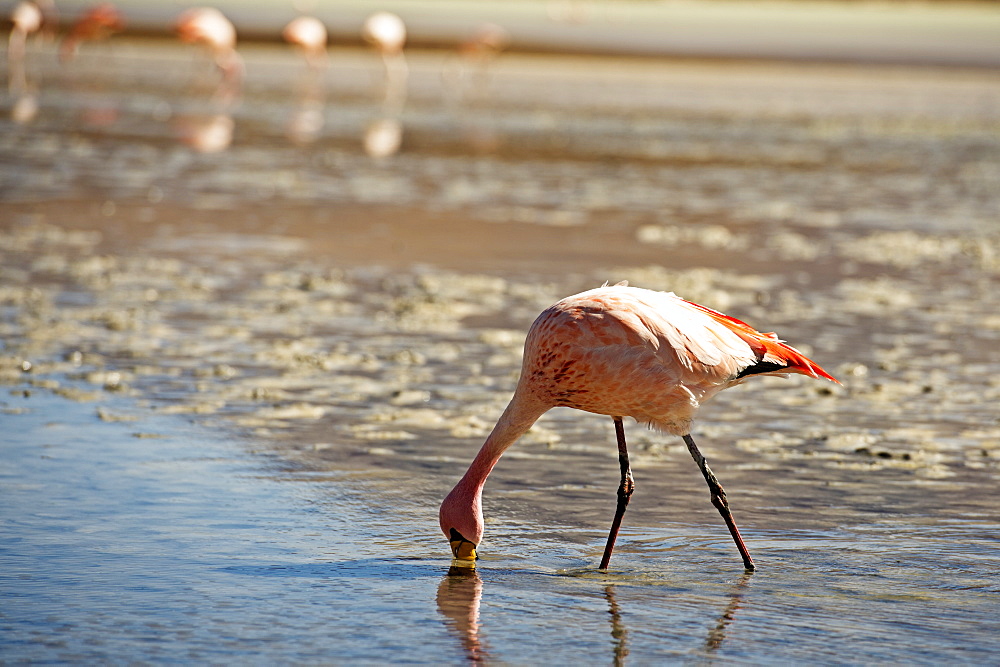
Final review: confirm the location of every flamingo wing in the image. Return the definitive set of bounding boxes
[568,285,837,385]
[679,296,839,383]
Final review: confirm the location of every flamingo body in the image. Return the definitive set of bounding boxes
[362,11,406,54]
[175,7,243,105]
[525,285,832,434]
[8,1,43,99]
[283,16,326,50]
[439,283,837,567]
[11,1,43,36]
[176,7,235,52]
[283,15,327,67]
[59,2,124,62]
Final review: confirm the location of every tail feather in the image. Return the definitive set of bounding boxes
[683,298,840,384]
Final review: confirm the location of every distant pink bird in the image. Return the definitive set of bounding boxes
[59,2,124,63]
[8,1,42,88]
[283,15,327,70]
[8,1,42,58]
[175,7,243,102]
[439,283,838,571]
[362,11,406,57]
[7,0,43,123]
[362,11,407,113]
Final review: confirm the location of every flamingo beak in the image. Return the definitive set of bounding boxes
[449,528,478,562]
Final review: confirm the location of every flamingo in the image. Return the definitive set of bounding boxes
[457,22,509,83]
[282,15,327,71]
[175,7,243,104]
[8,0,42,122]
[362,10,406,58]
[361,11,407,114]
[443,22,509,106]
[439,282,838,571]
[8,2,42,69]
[282,16,328,145]
[58,2,125,63]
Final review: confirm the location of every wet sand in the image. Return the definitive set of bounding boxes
[3,37,1000,662]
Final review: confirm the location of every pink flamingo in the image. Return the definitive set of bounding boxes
[8,2,41,84]
[7,0,43,123]
[361,11,407,113]
[439,282,838,571]
[58,2,125,63]
[8,2,42,68]
[282,16,328,145]
[282,15,327,71]
[175,7,243,104]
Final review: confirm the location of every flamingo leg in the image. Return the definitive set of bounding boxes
[599,417,634,570]
[682,434,756,571]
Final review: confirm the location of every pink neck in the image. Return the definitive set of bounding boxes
[458,393,547,494]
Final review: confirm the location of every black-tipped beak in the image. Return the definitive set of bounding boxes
[449,528,478,561]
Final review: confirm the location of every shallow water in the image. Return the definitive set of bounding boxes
[3,38,1000,662]
[5,393,998,663]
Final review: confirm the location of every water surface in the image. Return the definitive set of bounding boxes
[2,37,999,663]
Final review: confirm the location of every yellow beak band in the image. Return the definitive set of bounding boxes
[449,529,478,561]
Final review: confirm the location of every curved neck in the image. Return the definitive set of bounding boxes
[456,392,548,495]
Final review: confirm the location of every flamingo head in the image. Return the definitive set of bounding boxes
[439,483,483,562]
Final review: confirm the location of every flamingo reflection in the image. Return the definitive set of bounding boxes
[436,567,751,661]
[704,572,753,653]
[603,585,629,666]
[363,117,402,158]
[602,572,753,661]
[173,113,234,153]
[436,566,490,663]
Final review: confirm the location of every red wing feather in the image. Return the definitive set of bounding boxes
[682,298,840,384]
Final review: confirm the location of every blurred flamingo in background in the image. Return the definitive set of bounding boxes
[173,7,242,151]
[283,15,327,71]
[7,0,42,122]
[282,16,328,145]
[361,11,408,157]
[436,567,490,662]
[441,22,510,154]
[439,283,838,571]
[175,6,243,105]
[59,2,125,63]
[451,22,510,100]
[8,1,42,71]
[362,10,407,113]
